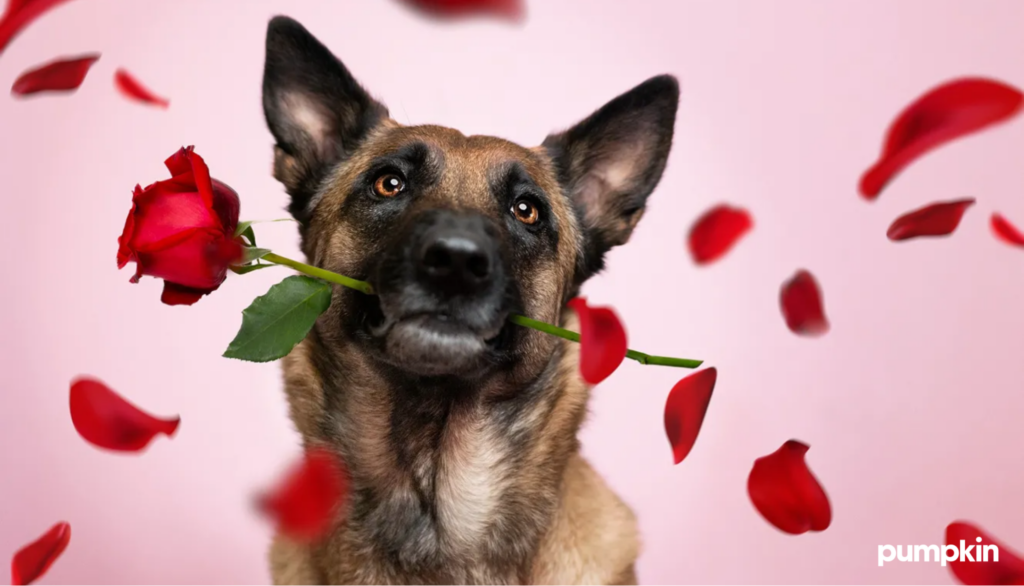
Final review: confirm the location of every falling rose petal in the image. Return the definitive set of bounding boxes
[747,440,831,535]
[991,213,1024,247]
[0,0,75,56]
[395,0,523,20]
[69,377,180,452]
[257,448,348,542]
[114,68,169,108]
[10,521,70,586]
[946,521,1024,585]
[860,78,1023,200]
[663,367,716,464]
[11,53,98,96]
[886,198,975,241]
[779,270,829,336]
[687,204,753,265]
[567,297,628,384]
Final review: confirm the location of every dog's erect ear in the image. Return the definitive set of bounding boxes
[262,16,388,221]
[543,75,679,284]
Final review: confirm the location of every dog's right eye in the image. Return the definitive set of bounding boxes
[373,173,406,198]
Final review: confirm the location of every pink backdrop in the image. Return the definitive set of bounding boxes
[2,1,1023,584]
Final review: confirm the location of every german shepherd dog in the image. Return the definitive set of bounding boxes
[261,15,678,585]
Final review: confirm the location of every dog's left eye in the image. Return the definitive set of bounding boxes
[373,173,406,198]
[511,198,540,225]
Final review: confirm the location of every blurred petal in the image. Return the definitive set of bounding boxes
[991,213,1024,247]
[567,297,628,384]
[10,521,70,586]
[11,53,98,96]
[396,0,523,21]
[687,205,753,265]
[860,78,1023,199]
[0,0,75,56]
[114,68,169,108]
[779,270,829,336]
[258,448,347,542]
[748,440,832,535]
[946,521,1024,585]
[69,377,179,452]
[887,199,975,241]
[664,368,716,464]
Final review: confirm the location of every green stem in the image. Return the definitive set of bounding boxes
[261,253,376,296]
[262,253,702,369]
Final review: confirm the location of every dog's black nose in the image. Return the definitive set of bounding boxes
[416,214,498,295]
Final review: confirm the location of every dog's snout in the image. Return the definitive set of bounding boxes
[415,213,500,296]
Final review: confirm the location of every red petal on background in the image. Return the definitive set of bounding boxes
[11,53,98,96]
[10,521,70,586]
[859,78,1023,200]
[779,270,829,336]
[396,0,523,21]
[258,448,348,542]
[664,368,716,465]
[991,213,1024,247]
[69,377,180,452]
[946,521,1024,585]
[567,297,628,384]
[687,204,753,265]
[0,0,75,56]
[114,68,169,108]
[747,440,832,535]
[886,198,975,241]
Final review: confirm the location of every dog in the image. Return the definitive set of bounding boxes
[261,15,678,585]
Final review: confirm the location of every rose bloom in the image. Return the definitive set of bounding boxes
[117,146,243,305]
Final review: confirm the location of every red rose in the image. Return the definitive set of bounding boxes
[117,146,243,306]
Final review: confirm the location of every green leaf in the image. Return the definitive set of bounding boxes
[223,275,332,362]
[240,246,272,264]
[230,262,277,275]
[235,221,257,246]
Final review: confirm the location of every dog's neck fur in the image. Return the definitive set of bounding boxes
[280,314,591,584]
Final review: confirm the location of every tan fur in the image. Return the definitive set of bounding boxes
[262,21,677,582]
[270,128,638,581]
[271,306,639,584]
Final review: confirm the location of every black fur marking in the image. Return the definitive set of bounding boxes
[262,16,389,222]
[542,74,679,286]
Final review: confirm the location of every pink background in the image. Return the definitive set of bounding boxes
[2,1,1023,584]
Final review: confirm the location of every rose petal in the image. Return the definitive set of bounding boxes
[991,213,1024,247]
[663,367,716,464]
[114,68,169,108]
[128,190,221,251]
[0,0,74,56]
[946,521,1024,585]
[160,282,213,306]
[567,297,628,384]
[211,179,241,234]
[136,229,231,291]
[396,0,523,21]
[887,198,975,241]
[860,78,1023,200]
[69,377,180,452]
[748,440,832,535]
[258,448,347,542]
[687,205,753,265]
[779,269,829,336]
[10,521,70,586]
[11,53,98,96]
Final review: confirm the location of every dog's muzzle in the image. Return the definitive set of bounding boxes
[368,209,509,376]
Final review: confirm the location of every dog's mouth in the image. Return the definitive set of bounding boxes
[359,293,509,376]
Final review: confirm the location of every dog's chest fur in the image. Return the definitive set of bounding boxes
[269,317,640,585]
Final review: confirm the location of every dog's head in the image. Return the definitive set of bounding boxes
[261,16,677,381]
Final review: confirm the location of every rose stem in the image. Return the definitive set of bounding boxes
[261,252,703,369]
